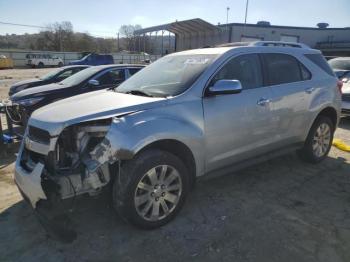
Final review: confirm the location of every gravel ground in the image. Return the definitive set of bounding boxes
[1,69,350,262]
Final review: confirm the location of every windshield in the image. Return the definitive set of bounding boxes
[116,54,218,97]
[60,66,100,86]
[329,58,350,70]
[40,68,63,80]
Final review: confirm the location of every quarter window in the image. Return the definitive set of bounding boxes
[211,54,263,90]
[263,54,310,85]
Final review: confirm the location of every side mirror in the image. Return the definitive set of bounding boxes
[88,79,100,86]
[208,80,242,95]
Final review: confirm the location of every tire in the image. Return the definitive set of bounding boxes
[298,116,334,163]
[38,62,44,68]
[113,149,190,229]
[58,62,63,67]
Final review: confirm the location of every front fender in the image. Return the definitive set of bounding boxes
[87,110,205,177]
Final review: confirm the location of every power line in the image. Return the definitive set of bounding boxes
[0,21,49,29]
[0,20,116,38]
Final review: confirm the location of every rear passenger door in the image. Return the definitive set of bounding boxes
[203,54,274,172]
[262,53,313,145]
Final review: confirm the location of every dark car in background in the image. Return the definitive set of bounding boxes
[10,64,144,125]
[8,65,90,96]
[69,53,114,66]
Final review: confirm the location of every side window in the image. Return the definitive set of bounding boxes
[73,67,85,74]
[128,68,141,76]
[263,54,304,85]
[211,54,263,90]
[56,69,74,81]
[300,63,312,81]
[96,69,125,85]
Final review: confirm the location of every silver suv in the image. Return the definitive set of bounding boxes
[15,41,342,229]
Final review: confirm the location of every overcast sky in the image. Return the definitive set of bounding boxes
[0,0,349,37]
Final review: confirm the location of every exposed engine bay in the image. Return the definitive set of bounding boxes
[20,118,116,202]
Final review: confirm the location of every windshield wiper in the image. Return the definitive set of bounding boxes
[124,90,154,97]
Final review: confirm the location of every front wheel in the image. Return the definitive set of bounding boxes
[58,62,63,67]
[113,149,190,229]
[298,116,334,163]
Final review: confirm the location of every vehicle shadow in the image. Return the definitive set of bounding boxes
[1,152,350,262]
[339,117,350,130]
[0,142,19,169]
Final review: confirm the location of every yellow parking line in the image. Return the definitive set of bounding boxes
[332,138,350,152]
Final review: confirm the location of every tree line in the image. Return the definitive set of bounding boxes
[0,21,151,53]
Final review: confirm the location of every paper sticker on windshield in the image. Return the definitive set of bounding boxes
[184,58,210,64]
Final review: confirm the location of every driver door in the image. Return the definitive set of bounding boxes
[203,54,274,172]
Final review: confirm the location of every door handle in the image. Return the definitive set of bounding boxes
[305,87,316,94]
[257,98,271,106]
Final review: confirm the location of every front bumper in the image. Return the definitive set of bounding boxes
[14,152,47,208]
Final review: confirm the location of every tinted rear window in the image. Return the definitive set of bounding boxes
[263,54,306,85]
[305,54,335,77]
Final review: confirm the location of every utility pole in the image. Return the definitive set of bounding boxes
[117,33,120,51]
[226,7,230,25]
[244,0,249,24]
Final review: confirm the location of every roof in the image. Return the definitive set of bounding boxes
[94,64,146,69]
[168,41,320,57]
[168,47,233,56]
[134,18,220,35]
[61,65,91,69]
[219,22,350,31]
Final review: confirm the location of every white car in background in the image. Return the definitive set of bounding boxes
[340,71,350,116]
[26,53,64,68]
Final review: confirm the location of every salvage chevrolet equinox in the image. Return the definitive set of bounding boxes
[15,41,342,230]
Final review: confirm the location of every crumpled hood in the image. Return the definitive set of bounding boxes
[11,83,69,101]
[29,90,166,136]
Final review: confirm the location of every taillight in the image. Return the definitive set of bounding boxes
[337,80,343,94]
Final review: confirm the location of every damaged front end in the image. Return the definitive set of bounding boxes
[18,118,116,205]
[15,119,121,241]
[14,118,120,241]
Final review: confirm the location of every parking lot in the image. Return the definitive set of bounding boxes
[1,68,350,262]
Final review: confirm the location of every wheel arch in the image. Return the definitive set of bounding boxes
[136,139,197,189]
[315,106,338,129]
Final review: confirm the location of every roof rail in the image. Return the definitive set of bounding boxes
[250,41,310,49]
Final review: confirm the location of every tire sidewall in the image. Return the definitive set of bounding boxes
[304,116,334,163]
[113,149,190,229]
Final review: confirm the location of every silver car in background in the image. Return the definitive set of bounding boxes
[15,41,341,230]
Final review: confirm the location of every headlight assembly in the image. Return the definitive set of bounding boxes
[17,97,44,107]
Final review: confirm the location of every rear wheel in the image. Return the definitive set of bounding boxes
[113,149,190,229]
[58,62,63,67]
[38,62,44,68]
[298,116,334,163]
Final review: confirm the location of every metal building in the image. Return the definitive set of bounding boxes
[134,18,350,56]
